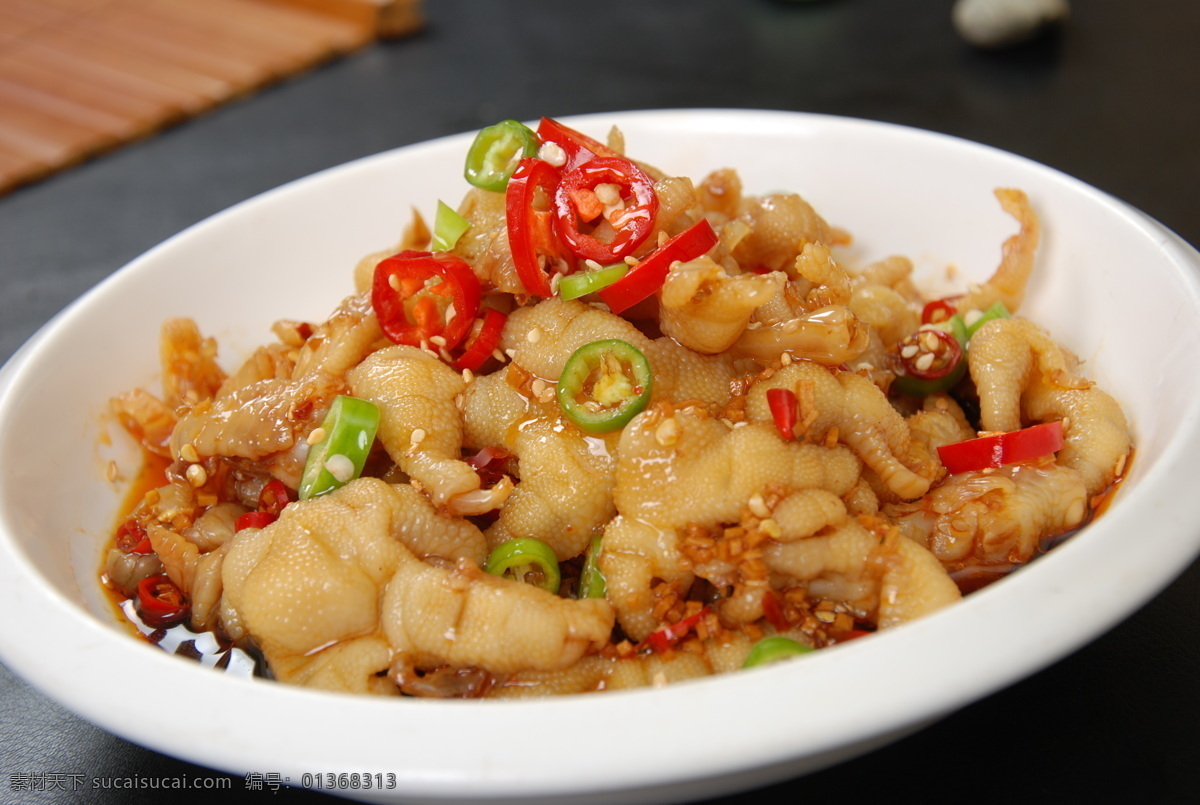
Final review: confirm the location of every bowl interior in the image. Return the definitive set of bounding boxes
[2,109,1199,803]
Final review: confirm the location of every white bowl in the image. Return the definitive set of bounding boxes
[2,109,1199,805]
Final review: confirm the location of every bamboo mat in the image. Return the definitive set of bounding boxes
[0,0,423,196]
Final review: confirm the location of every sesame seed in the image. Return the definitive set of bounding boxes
[747,493,770,519]
[655,417,679,446]
[531,378,547,398]
[324,454,354,483]
[306,427,327,446]
[780,352,792,366]
[185,464,208,488]
[594,183,622,206]
[538,141,567,167]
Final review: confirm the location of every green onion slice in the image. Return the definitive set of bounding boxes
[298,395,380,500]
[556,339,652,434]
[431,200,471,252]
[577,533,606,599]
[558,263,629,301]
[464,120,539,192]
[742,636,812,669]
[485,537,561,593]
[964,300,1011,339]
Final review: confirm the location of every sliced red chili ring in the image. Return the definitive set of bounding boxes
[235,510,278,531]
[505,158,574,297]
[536,116,622,171]
[553,157,658,264]
[597,218,718,315]
[372,250,482,349]
[766,387,799,441]
[136,573,189,628]
[453,308,508,372]
[115,519,153,554]
[937,420,1065,475]
[921,297,960,325]
[258,478,291,516]
[891,327,967,397]
[642,606,712,653]
[761,589,791,632]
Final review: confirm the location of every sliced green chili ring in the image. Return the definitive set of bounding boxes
[742,636,813,668]
[464,120,539,192]
[557,262,629,301]
[556,339,652,434]
[485,537,561,593]
[431,200,471,251]
[298,395,380,500]
[964,300,1011,339]
[578,533,606,599]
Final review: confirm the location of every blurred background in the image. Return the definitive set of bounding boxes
[2,1,1198,802]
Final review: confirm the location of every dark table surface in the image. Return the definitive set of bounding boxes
[3,1,1200,803]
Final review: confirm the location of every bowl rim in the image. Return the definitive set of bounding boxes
[2,107,1200,803]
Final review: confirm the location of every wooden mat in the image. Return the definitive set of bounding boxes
[0,0,423,196]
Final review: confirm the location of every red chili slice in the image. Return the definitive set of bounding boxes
[235,511,278,531]
[899,328,963,382]
[506,158,574,297]
[921,297,960,325]
[642,606,712,654]
[136,573,189,628]
[761,590,791,632]
[766,387,799,441]
[258,478,291,516]
[597,218,718,315]
[937,420,1065,475]
[453,308,508,372]
[372,250,482,349]
[536,116,622,171]
[553,157,658,264]
[115,519,153,554]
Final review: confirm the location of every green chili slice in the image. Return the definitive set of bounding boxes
[464,120,539,192]
[964,300,1011,339]
[431,200,471,251]
[298,395,380,500]
[558,263,629,301]
[742,636,812,668]
[485,537,561,593]
[577,533,606,599]
[556,339,652,434]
